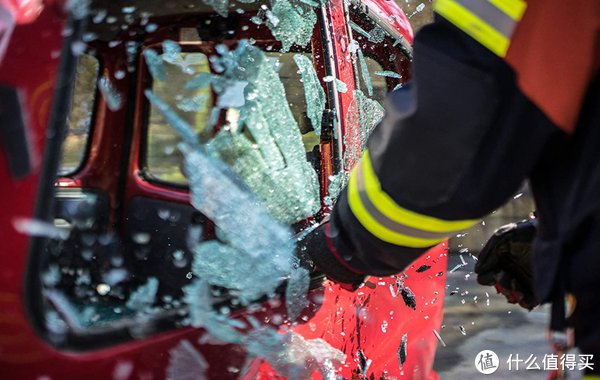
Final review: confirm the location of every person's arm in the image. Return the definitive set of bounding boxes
[309,15,564,282]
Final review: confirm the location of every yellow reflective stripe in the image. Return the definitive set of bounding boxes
[434,0,512,57]
[361,152,477,233]
[347,151,477,248]
[348,169,445,247]
[488,0,527,21]
[583,376,600,380]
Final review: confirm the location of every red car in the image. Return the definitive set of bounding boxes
[0,0,447,378]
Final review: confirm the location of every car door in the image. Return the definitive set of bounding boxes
[6,1,346,379]
[1,0,446,379]
[292,1,448,378]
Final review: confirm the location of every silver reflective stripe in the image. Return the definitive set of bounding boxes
[355,165,449,241]
[456,0,518,38]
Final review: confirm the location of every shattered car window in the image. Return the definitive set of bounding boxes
[146,49,321,195]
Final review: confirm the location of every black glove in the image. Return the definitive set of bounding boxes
[475,218,539,310]
[295,221,365,290]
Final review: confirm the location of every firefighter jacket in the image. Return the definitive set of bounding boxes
[323,0,600,323]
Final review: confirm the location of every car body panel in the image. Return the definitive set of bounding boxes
[0,1,445,379]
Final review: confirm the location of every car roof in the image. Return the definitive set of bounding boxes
[89,0,413,48]
[353,0,413,44]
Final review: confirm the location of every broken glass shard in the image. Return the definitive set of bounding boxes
[146,23,158,33]
[357,48,373,97]
[98,76,123,111]
[190,240,287,303]
[266,0,316,52]
[398,334,407,368]
[45,289,92,331]
[103,268,128,286]
[393,35,405,47]
[374,70,402,79]
[45,310,68,338]
[126,277,159,312]
[185,73,213,90]
[179,140,295,302]
[171,250,189,268]
[75,270,91,285]
[349,21,371,39]
[401,288,417,310]
[183,280,245,344]
[298,0,319,6]
[132,232,151,244]
[408,3,426,19]
[42,265,61,287]
[201,0,229,18]
[162,40,182,65]
[183,279,212,328]
[96,283,110,295]
[143,48,167,81]
[13,218,70,240]
[177,95,209,113]
[368,26,385,44]
[346,89,384,151]
[449,262,467,273]
[285,267,310,321]
[348,39,360,54]
[216,80,247,108]
[203,315,246,344]
[357,348,372,376]
[245,329,346,379]
[356,90,384,148]
[433,329,447,347]
[113,361,134,380]
[324,171,349,207]
[334,78,348,93]
[162,40,206,74]
[265,10,280,27]
[415,264,431,273]
[205,42,320,224]
[381,320,388,333]
[92,9,107,23]
[66,0,90,20]
[393,277,416,310]
[293,54,325,136]
[166,340,208,380]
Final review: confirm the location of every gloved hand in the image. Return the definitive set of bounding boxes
[475,218,539,310]
[295,220,365,290]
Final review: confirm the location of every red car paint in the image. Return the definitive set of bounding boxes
[0,1,446,379]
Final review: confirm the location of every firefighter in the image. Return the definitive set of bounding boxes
[300,0,600,376]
